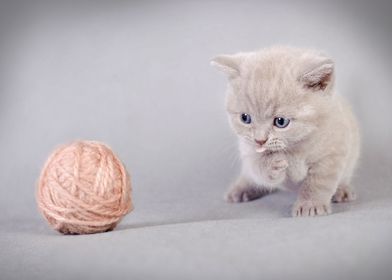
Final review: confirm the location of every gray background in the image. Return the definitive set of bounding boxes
[1,1,391,279]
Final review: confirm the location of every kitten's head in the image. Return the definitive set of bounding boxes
[211,46,335,153]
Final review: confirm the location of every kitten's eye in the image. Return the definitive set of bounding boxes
[274,117,290,128]
[241,113,252,124]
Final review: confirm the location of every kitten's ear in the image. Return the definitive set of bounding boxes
[300,59,334,92]
[210,54,242,79]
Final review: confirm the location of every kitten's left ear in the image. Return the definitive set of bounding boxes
[300,59,334,92]
[210,54,243,79]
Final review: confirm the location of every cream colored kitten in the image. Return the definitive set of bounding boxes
[211,46,360,217]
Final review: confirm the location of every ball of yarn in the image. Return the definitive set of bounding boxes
[37,140,133,234]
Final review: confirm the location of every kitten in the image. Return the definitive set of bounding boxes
[211,46,360,217]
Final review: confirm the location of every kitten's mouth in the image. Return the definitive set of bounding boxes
[255,146,267,153]
[243,137,278,153]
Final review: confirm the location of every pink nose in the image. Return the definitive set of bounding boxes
[255,139,267,146]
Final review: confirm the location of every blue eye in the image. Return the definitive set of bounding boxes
[274,117,290,128]
[241,113,252,124]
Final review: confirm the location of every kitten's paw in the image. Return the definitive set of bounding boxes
[292,200,331,217]
[332,185,356,203]
[268,158,289,180]
[224,186,268,203]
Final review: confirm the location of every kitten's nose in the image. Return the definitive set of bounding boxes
[255,138,267,146]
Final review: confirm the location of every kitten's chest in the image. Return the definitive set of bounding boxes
[286,155,308,184]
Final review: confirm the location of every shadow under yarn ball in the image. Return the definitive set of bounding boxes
[36,141,133,234]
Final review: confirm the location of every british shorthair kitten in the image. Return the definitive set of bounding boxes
[211,46,360,217]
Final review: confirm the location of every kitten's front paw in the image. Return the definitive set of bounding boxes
[268,158,288,181]
[224,185,268,203]
[292,199,331,217]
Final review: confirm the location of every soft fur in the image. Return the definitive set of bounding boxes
[211,46,360,217]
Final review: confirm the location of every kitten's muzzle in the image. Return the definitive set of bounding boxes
[255,139,267,146]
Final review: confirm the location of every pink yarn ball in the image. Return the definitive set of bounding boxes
[37,141,133,234]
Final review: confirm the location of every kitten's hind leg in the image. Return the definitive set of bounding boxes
[224,176,273,203]
[332,184,356,203]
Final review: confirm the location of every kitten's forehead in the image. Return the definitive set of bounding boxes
[237,64,290,119]
[227,47,324,119]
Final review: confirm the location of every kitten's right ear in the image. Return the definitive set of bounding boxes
[210,54,242,79]
[300,58,334,92]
